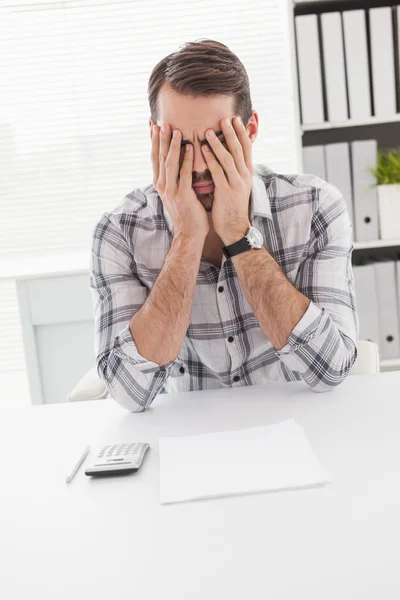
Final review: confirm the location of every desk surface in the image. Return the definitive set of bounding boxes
[1,373,400,600]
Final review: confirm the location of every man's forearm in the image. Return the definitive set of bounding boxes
[130,234,203,365]
[231,248,310,350]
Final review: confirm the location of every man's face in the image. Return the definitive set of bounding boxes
[150,83,235,213]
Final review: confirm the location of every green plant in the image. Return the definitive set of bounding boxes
[368,147,400,185]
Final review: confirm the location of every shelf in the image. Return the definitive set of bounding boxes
[302,114,400,133]
[294,0,397,16]
[353,239,400,251]
[380,358,400,370]
[0,251,91,281]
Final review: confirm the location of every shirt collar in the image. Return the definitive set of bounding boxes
[249,164,273,221]
[149,163,273,236]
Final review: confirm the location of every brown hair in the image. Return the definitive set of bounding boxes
[147,39,253,127]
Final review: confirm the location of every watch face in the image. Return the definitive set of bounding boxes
[247,227,264,247]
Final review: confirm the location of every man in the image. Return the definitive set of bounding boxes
[90,39,359,413]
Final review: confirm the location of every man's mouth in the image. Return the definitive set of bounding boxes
[193,182,215,193]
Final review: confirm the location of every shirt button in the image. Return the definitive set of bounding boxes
[218,286,224,293]
[228,336,234,343]
[233,375,240,383]
[179,366,185,374]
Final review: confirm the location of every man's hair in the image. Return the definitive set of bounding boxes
[147,39,253,127]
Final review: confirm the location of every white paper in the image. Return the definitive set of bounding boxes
[159,419,331,504]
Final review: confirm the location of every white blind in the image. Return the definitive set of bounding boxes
[0,0,301,374]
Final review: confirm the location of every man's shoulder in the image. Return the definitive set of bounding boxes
[92,183,158,236]
[256,165,333,195]
[256,165,343,212]
[103,183,156,223]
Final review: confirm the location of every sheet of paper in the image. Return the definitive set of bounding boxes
[159,419,331,504]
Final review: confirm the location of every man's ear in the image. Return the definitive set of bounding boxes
[246,111,258,143]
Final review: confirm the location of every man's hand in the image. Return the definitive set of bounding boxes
[201,116,254,246]
[151,123,210,242]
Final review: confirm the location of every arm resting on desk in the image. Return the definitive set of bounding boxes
[90,213,203,412]
[90,214,175,412]
[275,183,359,391]
[231,182,358,392]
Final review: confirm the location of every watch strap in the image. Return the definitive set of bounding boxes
[222,236,253,259]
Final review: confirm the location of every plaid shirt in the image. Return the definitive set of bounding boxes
[90,164,359,412]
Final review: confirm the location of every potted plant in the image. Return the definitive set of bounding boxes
[369,147,400,240]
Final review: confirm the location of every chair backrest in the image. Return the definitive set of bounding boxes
[350,340,380,376]
[67,365,108,402]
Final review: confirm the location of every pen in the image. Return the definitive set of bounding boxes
[65,445,90,483]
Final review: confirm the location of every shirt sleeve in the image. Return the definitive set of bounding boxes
[89,213,178,412]
[276,181,359,392]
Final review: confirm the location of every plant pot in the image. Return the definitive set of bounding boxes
[377,184,400,240]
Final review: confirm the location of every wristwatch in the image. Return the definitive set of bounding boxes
[222,226,264,259]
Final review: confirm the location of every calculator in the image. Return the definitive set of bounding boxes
[84,443,150,477]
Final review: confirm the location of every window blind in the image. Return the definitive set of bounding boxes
[0,0,301,377]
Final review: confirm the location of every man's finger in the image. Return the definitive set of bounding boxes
[158,123,171,188]
[166,129,181,187]
[201,144,226,188]
[179,144,193,189]
[150,125,160,186]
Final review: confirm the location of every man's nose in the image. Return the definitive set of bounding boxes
[192,138,209,175]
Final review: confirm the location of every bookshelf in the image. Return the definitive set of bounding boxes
[381,358,400,370]
[302,113,400,132]
[353,239,400,251]
[293,0,400,372]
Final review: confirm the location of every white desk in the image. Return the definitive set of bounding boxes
[1,373,400,599]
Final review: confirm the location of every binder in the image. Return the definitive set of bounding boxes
[302,146,326,180]
[325,143,354,228]
[398,8,400,99]
[353,263,380,345]
[369,7,396,117]
[321,12,348,122]
[396,260,400,345]
[295,15,325,126]
[374,260,400,360]
[351,140,379,242]
[342,10,372,121]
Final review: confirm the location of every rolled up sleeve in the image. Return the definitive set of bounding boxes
[90,213,177,412]
[277,182,359,392]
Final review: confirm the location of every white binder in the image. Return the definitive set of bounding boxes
[295,15,324,126]
[369,7,396,117]
[351,140,379,242]
[374,261,400,360]
[398,8,400,93]
[353,264,380,346]
[321,12,348,122]
[302,146,326,180]
[325,143,353,228]
[342,10,372,121]
[396,260,400,346]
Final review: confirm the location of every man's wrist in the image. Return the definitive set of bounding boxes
[172,231,205,255]
[221,222,251,247]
